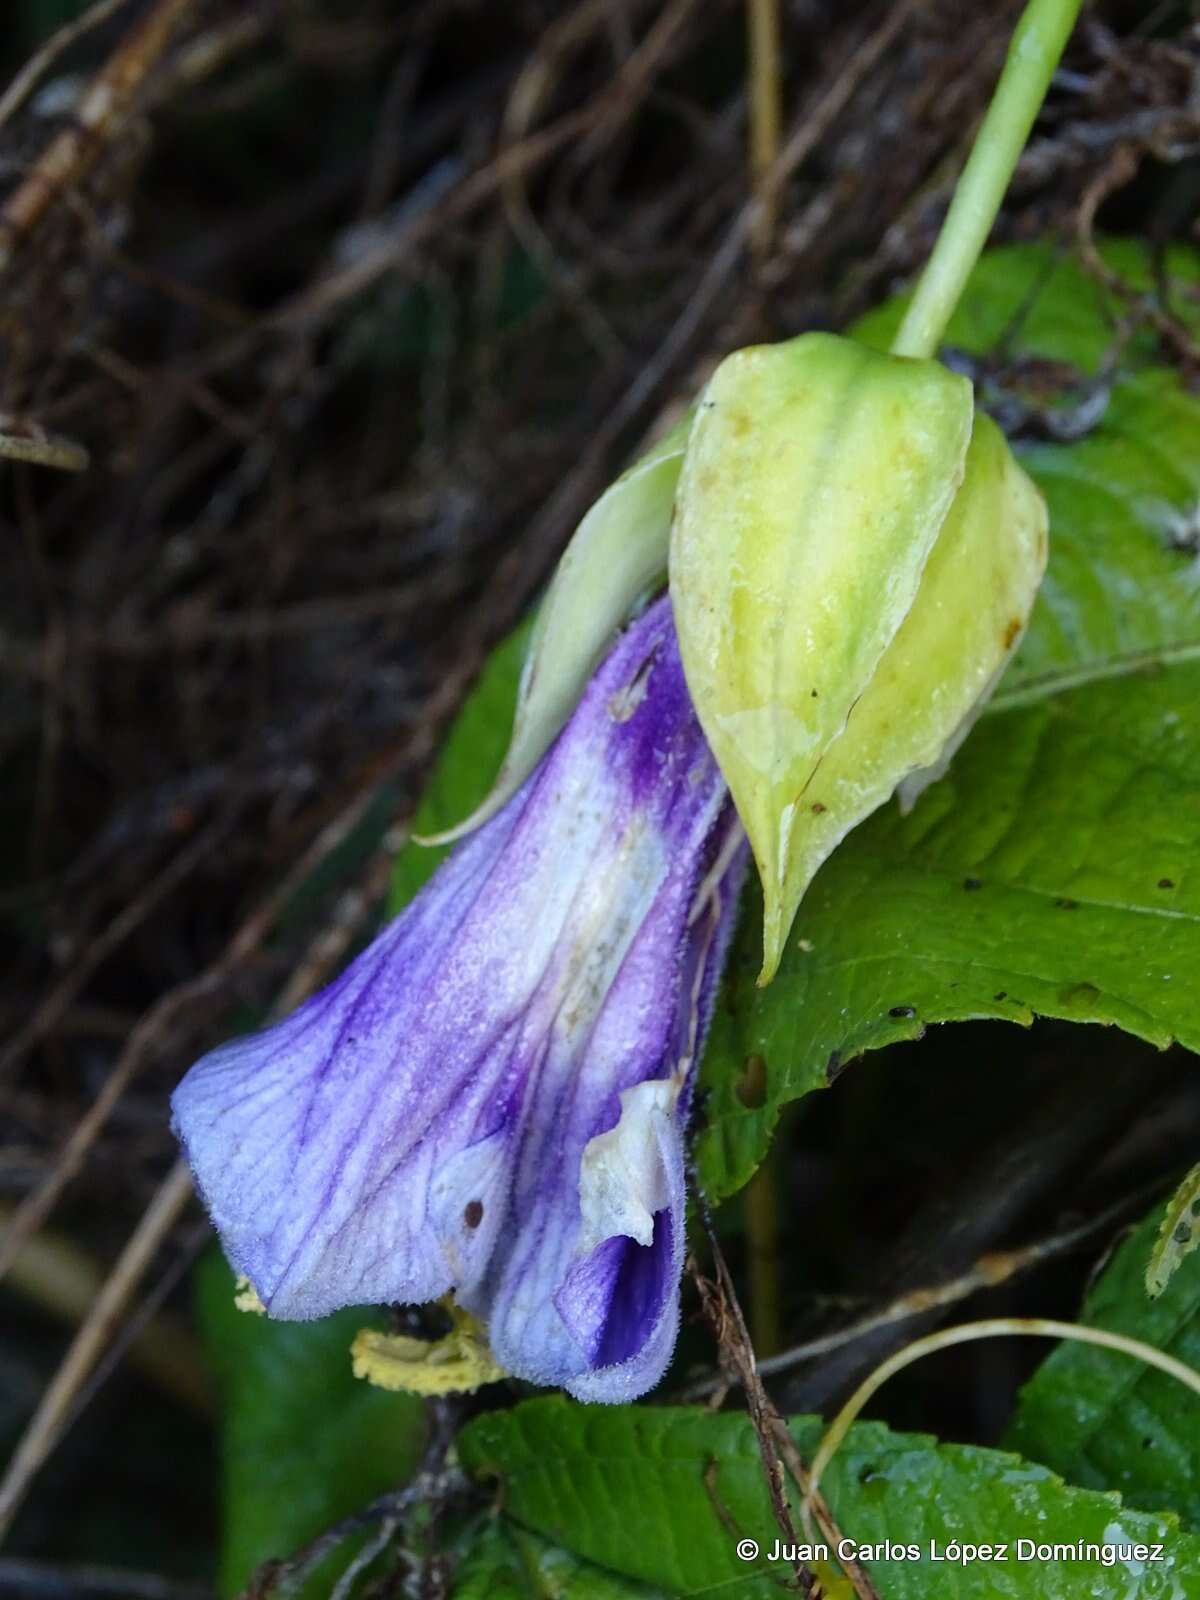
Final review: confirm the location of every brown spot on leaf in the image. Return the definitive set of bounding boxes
[1003,617,1022,649]
[1058,980,1100,1006]
[736,1053,768,1109]
[464,1200,484,1229]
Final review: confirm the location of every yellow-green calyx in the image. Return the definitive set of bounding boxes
[670,333,1046,984]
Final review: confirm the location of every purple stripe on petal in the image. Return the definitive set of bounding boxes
[172,595,747,1400]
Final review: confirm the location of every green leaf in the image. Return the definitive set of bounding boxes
[453,1520,667,1599]
[1005,1201,1200,1529]
[459,1398,1200,1599]
[697,241,1200,1200]
[195,1249,425,1598]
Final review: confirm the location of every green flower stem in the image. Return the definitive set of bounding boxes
[891,0,1082,361]
[743,1139,783,1358]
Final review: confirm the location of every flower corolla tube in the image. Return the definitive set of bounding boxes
[172,596,747,1402]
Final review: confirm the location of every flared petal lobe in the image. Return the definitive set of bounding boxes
[171,597,745,1402]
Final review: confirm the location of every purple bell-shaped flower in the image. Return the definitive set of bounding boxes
[172,597,745,1402]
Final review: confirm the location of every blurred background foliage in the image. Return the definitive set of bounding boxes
[0,0,1198,1595]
